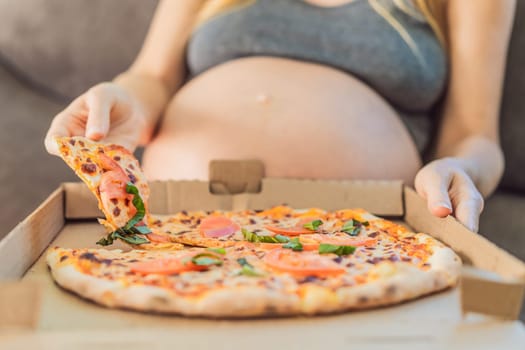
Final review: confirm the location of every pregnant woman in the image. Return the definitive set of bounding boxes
[44,0,515,232]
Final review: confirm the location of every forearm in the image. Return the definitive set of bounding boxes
[436,136,504,198]
[431,0,515,198]
[111,0,204,145]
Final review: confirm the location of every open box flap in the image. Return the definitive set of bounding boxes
[64,160,404,217]
[64,179,404,218]
[404,187,525,319]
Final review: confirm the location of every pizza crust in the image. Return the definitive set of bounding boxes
[47,244,461,317]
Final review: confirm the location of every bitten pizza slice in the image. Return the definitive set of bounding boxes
[55,136,181,249]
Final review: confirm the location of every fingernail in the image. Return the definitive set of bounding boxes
[86,129,103,140]
[435,202,452,210]
[468,217,479,233]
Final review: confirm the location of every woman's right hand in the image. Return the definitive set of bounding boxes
[45,82,146,155]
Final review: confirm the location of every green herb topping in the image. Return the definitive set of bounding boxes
[191,253,223,267]
[207,247,226,255]
[303,219,323,231]
[242,228,290,244]
[341,219,369,237]
[237,257,264,277]
[318,244,356,256]
[282,237,304,251]
[96,182,152,246]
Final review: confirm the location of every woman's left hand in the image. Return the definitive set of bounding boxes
[414,157,484,232]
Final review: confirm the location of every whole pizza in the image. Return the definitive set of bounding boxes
[47,136,461,317]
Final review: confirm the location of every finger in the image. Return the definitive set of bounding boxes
[44,97,85,155]
[415,167,453,218]
[44,119,68,155]
[104,134,136,152]
[453,188,484,232]
[85,87,112,140]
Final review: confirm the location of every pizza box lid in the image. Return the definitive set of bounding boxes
[0,160,524,349]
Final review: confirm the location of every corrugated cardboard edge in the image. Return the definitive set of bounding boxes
[0,186,64,280]
[63,182,101,219]
[0,187,62,330]
[460,267,525,320]
[64,179,404,218]
[148,180,233,213]
[236,179,404,215]
[403,187,525,319]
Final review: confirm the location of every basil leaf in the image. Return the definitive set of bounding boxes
[283,237,303,251]
[258,235,285,244]
[341,219,368,236]
[242,228,257,242]
[191,253,223,266]
[303,219,323,231]
[132,225,152,235]
[96,235,114,246]
[237,257,263,277]
[207,247,226,255]
[342,226,360,236]
[318,243,356,256]
[114,232,150,245]
[98,182,152,246]
[274,234,290,243]
[237,257,250,267]
[240,265,263,277]
[123,182,146,230]
[242,228,289,244]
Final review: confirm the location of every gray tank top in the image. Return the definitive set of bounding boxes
[187,0,447,113]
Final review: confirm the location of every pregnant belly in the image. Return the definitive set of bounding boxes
[142,57,421,182]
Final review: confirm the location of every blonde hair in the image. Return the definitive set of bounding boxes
[413,0,447,48]
[195,0,448,48]
[195,0,256,26]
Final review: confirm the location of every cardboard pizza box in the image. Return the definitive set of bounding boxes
[0,160,524,349]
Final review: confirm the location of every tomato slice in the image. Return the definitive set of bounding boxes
[98,153,121,171]
[146,233,172,243]
[100,171,130,198]
[264,226,313,236]
[200,216,240,238]
[263,249,345,277]
[130,257,207,275]
[98,154,132,203]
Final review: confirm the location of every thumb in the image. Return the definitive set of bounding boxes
[415,168,453,218]
[85,88,111,141]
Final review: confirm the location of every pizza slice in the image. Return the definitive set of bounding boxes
[55,136,181,249]
[151,206,381,251]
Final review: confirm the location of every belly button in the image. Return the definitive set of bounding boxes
[255,93,271,105]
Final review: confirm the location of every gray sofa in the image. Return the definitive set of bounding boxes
[0,0,524,317]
